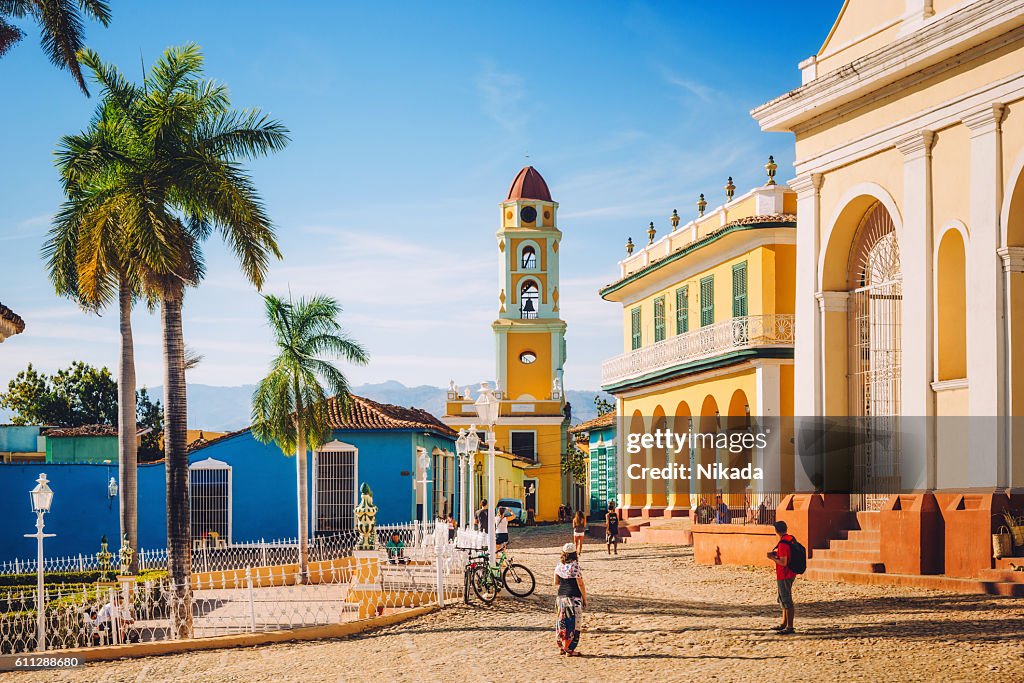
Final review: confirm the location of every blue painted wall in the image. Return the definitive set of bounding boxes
[0,428,457,562]
[0,425,42,453]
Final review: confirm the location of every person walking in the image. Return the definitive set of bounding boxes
[554,542,587,656]
[768,520,799,635]
[572,510,586,555]
[476,499,489,532]
[605,503,620,556]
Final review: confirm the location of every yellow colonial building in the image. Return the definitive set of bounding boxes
[749,0,1024,580]
[600,175,798,520]
[444,167,570,522]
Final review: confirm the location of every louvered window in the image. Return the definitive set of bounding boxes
[653,296,666,342]
[630,307,642,350]
[675,286,688,334]
[732,262,748,317]
[699,276,714,327]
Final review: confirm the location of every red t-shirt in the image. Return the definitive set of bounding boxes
[775,535,797,580]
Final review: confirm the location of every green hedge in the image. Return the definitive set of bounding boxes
[0,571,103,587]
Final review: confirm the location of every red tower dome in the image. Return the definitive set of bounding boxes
[506,166,552,202]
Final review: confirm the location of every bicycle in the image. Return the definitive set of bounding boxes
[467,546,535,604]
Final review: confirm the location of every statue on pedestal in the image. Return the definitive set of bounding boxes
[97,535,113,582]
[354,483,378,551]
[118,533,135,576]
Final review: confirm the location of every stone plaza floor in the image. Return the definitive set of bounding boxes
[6,525,1024,682]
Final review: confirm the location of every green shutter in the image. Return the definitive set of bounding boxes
[699,276,714,327]
[732,262,748,317]
[675,286,688,334]
[630,307,642,350]
[653,296,666,343]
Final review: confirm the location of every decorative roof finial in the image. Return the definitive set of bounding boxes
[670,209,680,231]
[765,155,778,186]
[625,237,634,256]
[647,221,656,244]
[725,176,736,201]
[697,193,707,217]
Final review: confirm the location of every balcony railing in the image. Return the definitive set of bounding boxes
[601,314,795,386]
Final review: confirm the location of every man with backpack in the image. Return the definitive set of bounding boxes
[767,520,805,635]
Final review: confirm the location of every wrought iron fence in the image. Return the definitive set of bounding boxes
[0,522,472,655]
[690,491,783,526]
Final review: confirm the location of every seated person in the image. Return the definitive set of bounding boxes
[96,594,136,643]
[385,531,408,564]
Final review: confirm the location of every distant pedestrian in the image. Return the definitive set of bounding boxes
[572,510,586,555]
[714,494,729,524]
[476,499,489,532]
[554,542,587,656]
[605,504,620,556]
[767,520,805,635]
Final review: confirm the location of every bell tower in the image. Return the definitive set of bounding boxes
[494,166,567,402]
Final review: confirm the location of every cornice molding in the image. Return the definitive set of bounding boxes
[789,172,823,196]
[816,290,850,313]
[997,246,1024,272]
[895,130,936,158]
[963,102,1007,137]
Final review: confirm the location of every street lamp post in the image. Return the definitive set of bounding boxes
[25,473,55,652]
[455,429,468,529]
[474,383,500,562]
[417,449,432,535]
[466,426,480,529]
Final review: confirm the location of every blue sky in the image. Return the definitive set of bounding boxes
[0,1,841,393]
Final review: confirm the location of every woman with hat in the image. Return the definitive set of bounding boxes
[553,542,587,655]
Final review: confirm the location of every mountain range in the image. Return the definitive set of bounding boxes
[153,381,611,432]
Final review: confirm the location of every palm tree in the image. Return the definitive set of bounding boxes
[44,106,142,573]
[252,294,368,580]
[59,44,289,637]
[0,0,111,95]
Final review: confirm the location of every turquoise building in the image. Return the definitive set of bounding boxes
[569,413,617,519]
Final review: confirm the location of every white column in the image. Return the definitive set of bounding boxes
[790,173,823,418]
[812,291,849,492]
[964,103,1007,489]
[754,360,782,493]
[896,130,935,491]
[999,246,1024,489]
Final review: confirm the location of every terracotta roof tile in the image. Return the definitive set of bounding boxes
[187,394,455,454]
[0,301,25,334]
[43,424,146,438]
[568,412,615,434]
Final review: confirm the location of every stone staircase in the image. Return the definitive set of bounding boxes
[806,510,885,575]
[806,510,1024,597]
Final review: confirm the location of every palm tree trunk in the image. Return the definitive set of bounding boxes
[162,292,192,638]
[117,278,139,574]
[294,381,309,581]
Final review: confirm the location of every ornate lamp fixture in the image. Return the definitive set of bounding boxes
[670,209,680,231]
[625,237,634,255]
[647,221,656,244]
[697,193,707,217]
[725,176,736,201]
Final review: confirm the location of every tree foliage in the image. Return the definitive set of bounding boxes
[561,440,588,483]
[0,362,163,437]
[0,0,112,95]
[594,394,615,417]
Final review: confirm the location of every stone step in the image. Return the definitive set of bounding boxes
[803,568,1022,597]
[818,539,879,553]
[855,510,881,531]
[978,569,1024,583]
[807,558,886,573]
[844,529,882,543]
[813,547,883,563]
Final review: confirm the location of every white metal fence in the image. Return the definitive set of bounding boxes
[0,522,476,655]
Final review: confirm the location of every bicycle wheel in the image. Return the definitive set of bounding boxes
[502,563,536,597]
[463,564,473,604]
[471,565,498,604]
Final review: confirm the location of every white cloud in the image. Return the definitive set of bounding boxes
[476,61,529,135]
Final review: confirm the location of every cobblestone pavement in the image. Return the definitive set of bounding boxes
[5,526,1024,683]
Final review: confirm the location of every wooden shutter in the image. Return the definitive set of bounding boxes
[630,307,642,350]
[700,276,714,327]
[653,296,666,343]
[732,262,748,317]
[675,286,688,334]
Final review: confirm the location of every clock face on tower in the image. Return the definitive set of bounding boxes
[520,206,537,223]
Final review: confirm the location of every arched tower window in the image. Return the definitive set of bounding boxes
[520,280,539,319]
[521,246,537,270]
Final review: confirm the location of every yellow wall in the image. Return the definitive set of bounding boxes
[620,244,794,352]
[505,331,553,399]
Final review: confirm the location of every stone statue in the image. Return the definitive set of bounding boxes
[118,533,135,575]
[354,482,378,551]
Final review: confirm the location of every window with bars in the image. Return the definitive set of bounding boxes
[653,296,666,343]
[189,459,231,544]
[315,447,357,533]
[700,276,714,327]
[510,431,537,460]
[732,262,748,317]
[675,286,688,334]
[630,307,642,350]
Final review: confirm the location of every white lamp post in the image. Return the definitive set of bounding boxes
[466,426,480,528]
[455,429,468,529]
[474,383,500,562]
[25,473,55,652]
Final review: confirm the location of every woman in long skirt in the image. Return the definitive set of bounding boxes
[554,543,588,655]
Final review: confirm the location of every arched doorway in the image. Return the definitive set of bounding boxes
[847,201,902,508]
